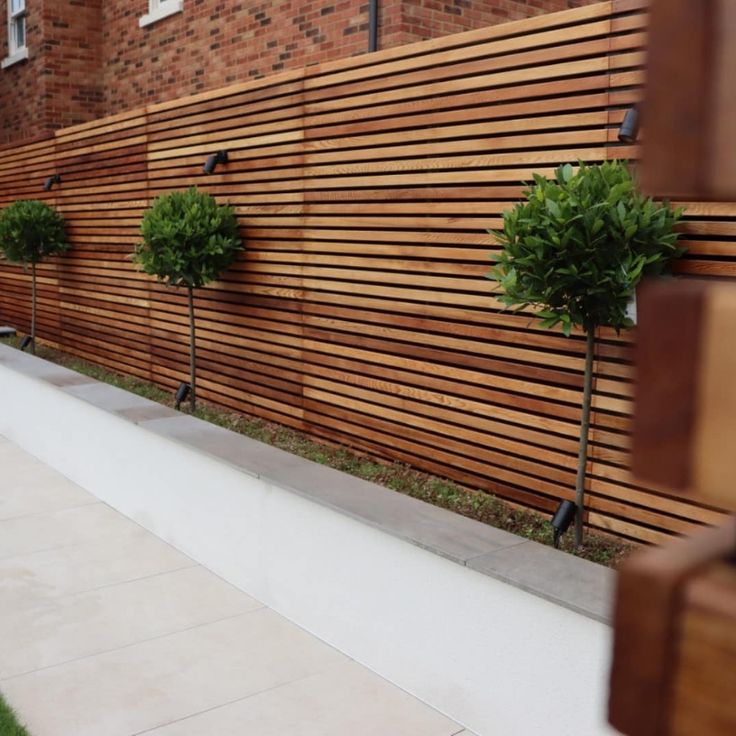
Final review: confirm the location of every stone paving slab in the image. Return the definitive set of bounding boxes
[0,437,469,736]
[0,566,261,679]
[0,523,193,610]
[144,659,469,736]
[0,440,95,521]
[0,503,157,561]
[467,540,614,624]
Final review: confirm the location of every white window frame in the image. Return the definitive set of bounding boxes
[2,0,28,69]
[139,0,183,28]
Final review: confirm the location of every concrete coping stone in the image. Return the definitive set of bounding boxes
[0,343,614,624]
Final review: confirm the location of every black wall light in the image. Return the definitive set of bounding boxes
[174,382,191,411]
[551,500,577,549]
[203,150,229,174]
[20,335,34,352]
[43,174,61,192]
[618,105,640,144]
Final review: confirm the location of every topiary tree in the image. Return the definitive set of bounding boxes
[134,187,243,412]
[489,161,684,547]
[0,200,69,354]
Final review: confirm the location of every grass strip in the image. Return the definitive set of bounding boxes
[0,692,29,736]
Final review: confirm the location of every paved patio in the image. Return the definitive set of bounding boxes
[0,435,470,736]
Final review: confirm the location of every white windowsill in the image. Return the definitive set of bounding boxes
[1,46,28,69]
[139,0,183,28]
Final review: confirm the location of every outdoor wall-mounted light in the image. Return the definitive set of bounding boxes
[20,335,34,352]
[43,174,61,192]
[203,150,229,175]
[551,500,577,548]
[618,105,640,144]
[174,381,191,410]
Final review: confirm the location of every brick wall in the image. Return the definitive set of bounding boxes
[101,0,374,115]
[0,0,102,146]
[41,0,103,131]
[0,0,598,145]
[386,0,591,46]
[0,1,47,146]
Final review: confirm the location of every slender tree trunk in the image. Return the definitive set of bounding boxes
[574,325,596,548]
[188,286,196,413]
[31,261,37,355]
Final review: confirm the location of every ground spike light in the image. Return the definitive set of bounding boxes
[618,105,640,144]
[203,150,229,174]
[43,174,61,192]
[174,382,191,411]
[551,500,577,549]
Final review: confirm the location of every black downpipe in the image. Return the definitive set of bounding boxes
[368,0,378,52]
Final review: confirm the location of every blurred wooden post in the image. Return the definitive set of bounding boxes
[632,281,736,511]
[609,281,736,735]
[642,0,736,199]
[611,4,736,727]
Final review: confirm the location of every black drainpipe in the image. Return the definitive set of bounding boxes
[368,0,379,52]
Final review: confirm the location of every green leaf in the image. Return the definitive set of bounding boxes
[134,187,243,290]
[0,200,69,265]
[485,160,683,334]
[546,199,561,219]
[539,316,560,329]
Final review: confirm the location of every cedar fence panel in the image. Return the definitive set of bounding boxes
[1,0,733,543]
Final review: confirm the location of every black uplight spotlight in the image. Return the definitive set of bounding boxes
[551,500,577,549]
[618,105,640,144]
[19,335,34,352]
[174,382,191,410]
[43,174,61,192]
[203,150,229,174]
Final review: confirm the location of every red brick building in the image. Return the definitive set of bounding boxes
[1,0,591,145]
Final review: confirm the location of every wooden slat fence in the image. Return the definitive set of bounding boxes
[0,0,732,543]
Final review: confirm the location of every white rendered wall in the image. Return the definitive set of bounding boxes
[0,360,618,736]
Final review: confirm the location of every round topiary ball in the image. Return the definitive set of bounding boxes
[134,187,242,288]
[0,199,68,265]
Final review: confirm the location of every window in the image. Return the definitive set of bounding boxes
[139,0,183,28]
[8,0,25,52]
[2,0,28,68]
